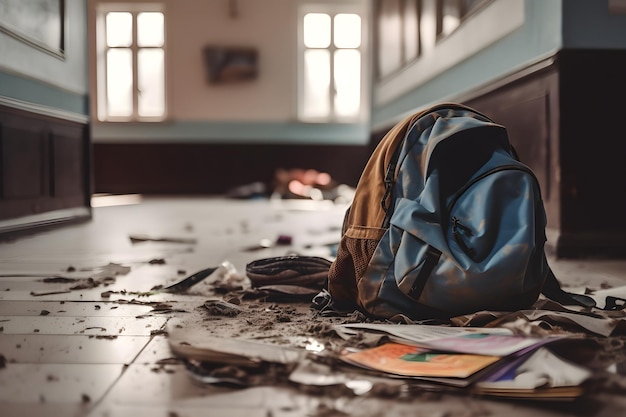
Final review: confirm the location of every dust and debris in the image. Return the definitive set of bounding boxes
[82,327,107,333]
[224,295,241,305]
[259,320,275,331]
[367,382,403,398]
[308,403,351,417]
[42,277,78,283]
[149,258,166,264]
[209,365,249,381]
[156,357,182,365]
[203,300,242,317]
[89,335,118,340]
[305,322,339,338]
[151,364,176,374]
[30,290,71,297]
[34,263,131,296]
[276,314,291,323]
[69,278,100,290]
[151,302,182,312]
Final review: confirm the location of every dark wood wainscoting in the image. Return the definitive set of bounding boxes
[93,142,371,195]
[0,104,91,234]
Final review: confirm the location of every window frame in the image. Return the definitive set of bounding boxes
[94,2,167,123]
[297,2,369,124]
[374,0,422,81]
[374,0,523,106]
[374,0,493,82]
[435,0,491,41]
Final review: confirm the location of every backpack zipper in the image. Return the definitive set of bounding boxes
[446,164,539,215]
[452,216,476,257]
[380,105,497,229]
[446,164,540,257]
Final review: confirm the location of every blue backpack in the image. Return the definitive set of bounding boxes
[327,103,591,320]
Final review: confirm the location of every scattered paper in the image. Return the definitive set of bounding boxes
[341,342,500,379]
[336,322,513,342]
[475,347,591,400]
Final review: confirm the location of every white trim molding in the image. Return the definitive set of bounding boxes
[0,95,89,124]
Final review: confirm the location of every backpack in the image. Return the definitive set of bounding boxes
[327,103,592,320]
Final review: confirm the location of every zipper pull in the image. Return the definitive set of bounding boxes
[452,217,473,236]
[451,217,475,258]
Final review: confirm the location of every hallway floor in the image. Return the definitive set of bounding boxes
[1,196,625,417]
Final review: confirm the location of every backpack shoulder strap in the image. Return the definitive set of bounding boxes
[344,112,423,232]
[381,142,404,229]
[542,267,596,308]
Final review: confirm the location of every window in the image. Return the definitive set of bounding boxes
[376,0,421,79]
[96,4,166,122]
[299,5,367,123]
[436,0,489,39]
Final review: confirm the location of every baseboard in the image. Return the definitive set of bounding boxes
[552,231,626,259]
[0,207,92,239]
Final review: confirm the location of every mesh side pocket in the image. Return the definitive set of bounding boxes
[328,234,381,304]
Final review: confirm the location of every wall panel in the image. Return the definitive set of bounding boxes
[0,105,91,233]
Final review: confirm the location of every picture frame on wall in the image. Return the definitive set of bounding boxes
[0,0,65,59]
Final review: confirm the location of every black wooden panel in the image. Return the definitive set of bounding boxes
[93,143,370,195]
[473,96,550,198]
[0,104,91,228]
[1,125,45,199]
[558,49,626,236]
[52,129,85,197]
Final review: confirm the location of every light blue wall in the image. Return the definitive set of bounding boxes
[0,71,88,115]
[92,120,369,145]
[0,0,89,117]
[371,0,564,128]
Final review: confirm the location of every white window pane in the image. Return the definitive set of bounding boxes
[441,0,461,36]
[334,14,361,48]
[303,50,330,118]
[334,50,360,117]
[106,49,133,117]
[138,12,164,47]
[304,13,331,48]
[106,12,132,47]
[404,0,419,61]
[138,49,165,117]
[378,0,402,77]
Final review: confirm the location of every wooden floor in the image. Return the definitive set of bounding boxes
[1,196,625,417]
